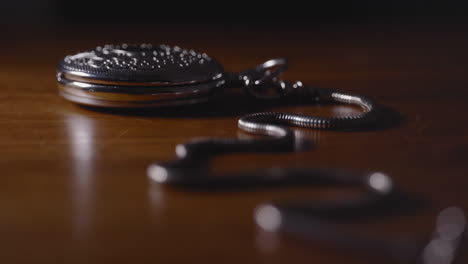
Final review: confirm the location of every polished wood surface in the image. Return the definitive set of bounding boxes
[1,23,468,263]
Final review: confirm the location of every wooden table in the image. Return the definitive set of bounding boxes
[1,22,468,263]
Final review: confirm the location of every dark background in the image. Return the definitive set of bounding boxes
[2,0,468,27]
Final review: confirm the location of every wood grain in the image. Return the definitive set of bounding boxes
[1,23,468,263]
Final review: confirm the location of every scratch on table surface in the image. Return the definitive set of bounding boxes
[102,128,130,147]
[114,128,130,141]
